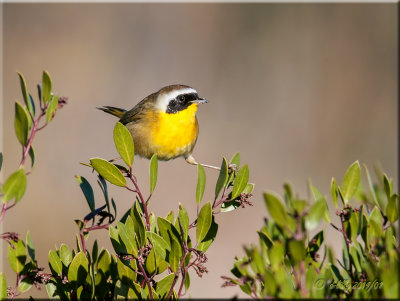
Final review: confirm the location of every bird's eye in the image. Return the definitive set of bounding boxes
[179,95,185,102]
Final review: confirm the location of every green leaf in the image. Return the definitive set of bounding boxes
[15,101,30,146]
[363,164,380,208]
[8,239,27,273]
[149,154,158,194]
[169,239,180,272]
[67,252,89,287]
[243,183,255,194]
[149,211,157,232]
[28,146,35,168]
[342,238,350,271]
[2,168,27,203]
[156,274,175,298]
[269,242,284,268]
[349,212,358,241]
[289,240,305,263]
[386,194,399,223]
[46,95,58,123]
[49,250,62,275]
[196,164,206,204]
[90,158,126,187]
[308,231,324,256]
[45,281,57,298]
[76,176,95,214]
[17,72,34,116]
[92,240,99,263]
[350,246,362,273]
[28,94,36,116]
[178,204,189,241]
[310,184,331,223]
[166,211,174,223]
[117,221,138,257]
[258,230,274,248]
[263,192,288,227]
[60,244,72,267]
[231,164,249,199]
[305,199,326,230]
[36,84,42,106]
[109,225,126,254]
[230,152,240,167]
[197,216,218,252]
[383,173,392,200]
[184,271,190,291]
[42,71,52,104]
[368,207,383,241]
[113,122,134,167]
[196,202,212,244]
[0,273,7,300]
[215,157,228,200]
[131,202,146,247]
[341,161,361,204]
[97,249,111,275]
[26,231,35,262]
[114,280,141,298]
[147,232,171,259]
[329,263,344,282]
[157,217,181,246]
[145,247,157,275]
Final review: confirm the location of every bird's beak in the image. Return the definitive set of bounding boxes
[192,97,208,104]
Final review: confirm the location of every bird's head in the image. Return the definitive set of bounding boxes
[155,85,208,114]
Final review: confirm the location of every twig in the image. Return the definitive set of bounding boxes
[177,268,187,298]
[128,167,150,231]
[80,232,87,254]
[167,220,190,299]
[20,110,46,167]
[138,261,154,300]
[0,203,8,224]
[82,223,110,233]
[330,222,341,231]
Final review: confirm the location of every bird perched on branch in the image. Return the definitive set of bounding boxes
[98,85,220,170]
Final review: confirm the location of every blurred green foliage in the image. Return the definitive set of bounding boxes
[223,161,399,299]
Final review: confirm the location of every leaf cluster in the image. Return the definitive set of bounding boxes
[1,71,66,299]
[40,121,253,299]
[224,161,399,299]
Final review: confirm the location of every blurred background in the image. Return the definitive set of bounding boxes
[1,3,397,298]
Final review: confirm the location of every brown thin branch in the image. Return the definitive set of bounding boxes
[138,261,154,300]
[128,168,150,231]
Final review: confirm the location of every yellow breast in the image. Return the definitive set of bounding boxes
[149,104,199,160]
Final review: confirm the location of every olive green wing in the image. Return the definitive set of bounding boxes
[119,95,156,125]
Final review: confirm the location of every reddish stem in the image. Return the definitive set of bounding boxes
[20,111,45,167]
[82,223,110,233]
[177,268,187,297]
[128,168,150,231]
[0,203,8,224]
[138,261,154,299]
[80,232,87,254]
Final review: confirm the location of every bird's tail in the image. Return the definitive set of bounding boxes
[97,106,126,118]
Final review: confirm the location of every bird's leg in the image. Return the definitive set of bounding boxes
[185,155,220,171]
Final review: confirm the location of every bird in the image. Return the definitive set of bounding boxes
[98,84,220,170]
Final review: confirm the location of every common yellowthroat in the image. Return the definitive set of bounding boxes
[98,85,219,170]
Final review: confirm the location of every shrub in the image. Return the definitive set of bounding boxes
[222,161,398,299]
[0,72,253,299]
